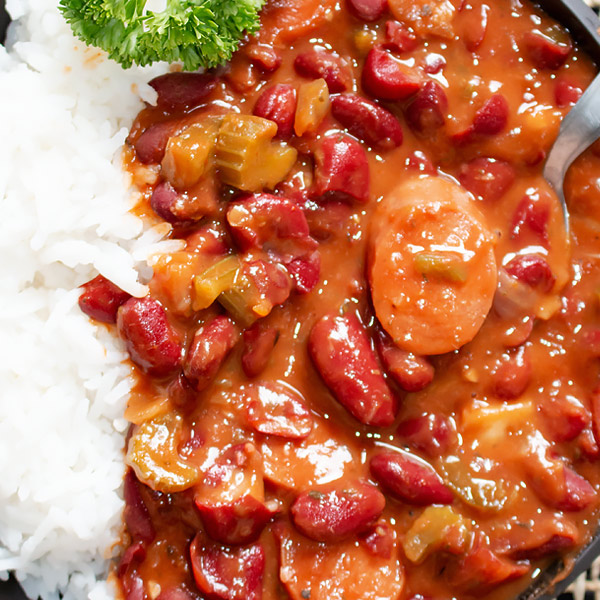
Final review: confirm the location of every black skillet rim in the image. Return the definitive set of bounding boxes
[0,1,600,600]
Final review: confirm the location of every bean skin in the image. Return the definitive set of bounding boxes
[331,94,403,151]
[309,312,396,427]
[290,481,385,542]
[184,315,239,391]
[117,297,182,376]
[370,451,454,505]
[79,275,131,324]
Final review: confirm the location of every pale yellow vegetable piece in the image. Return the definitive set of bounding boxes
[402,506,471,564]
[216,114,297,191]
[162,119,219,190]
[126,413,200,493]
[192,255,241,311]
[295,78,330,137]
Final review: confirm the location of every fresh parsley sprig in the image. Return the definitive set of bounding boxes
[58,0,264,70]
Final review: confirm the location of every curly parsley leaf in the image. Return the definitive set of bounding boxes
[58,0,264,70]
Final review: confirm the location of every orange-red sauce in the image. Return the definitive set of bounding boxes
[99,1,600,599]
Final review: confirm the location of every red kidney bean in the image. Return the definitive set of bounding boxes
[396,414,456,458]
[560,467,596,511]
[457,3,489,51]
[226,194,317,259]
[290,481,385,542]
[452,95,509,145]
[123,470,155,544]
[405,80,448,134]
[196,444,277,546]
[578,428,600,461]
[117,297,182,376]
[509,532,577,561]
[313,134,370,204]
[184,316,239,391]
[375,329,434,392]
[555,76,583,107]
[384,20,418,53]
[370,451,454,505]
[190,532,265,600]
[511,192,550,244]
[592,386,600,450]
[294,50,350,93]
[360,521,394,559]
[134,120,179,164]
[149,72,217,110]
[362,47,420,101]
[523,27,572,70]
[243,259,294,308]
[490,346,532,400]
[446,536,529,593]
[529,461,596,512]
[284,251,321,294]
[541,393,589,442]
[423,53,446,74]
[473,94,509,135]
[168,374,198,412]
[347,0,388,22]
[199,495,276,547]
[304,201,355,241]
[505,254,555,293]
[245,43,282,73]
[406,150,436,174]
[118,541,146,578]
[253,84,297,140]
[78,275,131,324]
[242,323,279,378]
[245,382,313,439]
[117,540,146,600]
[331,94,403,151]
[309,313,397,427]
[459,157,515,202]
[150,181,185,225]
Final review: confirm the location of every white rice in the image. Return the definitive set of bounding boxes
[2,0,600,599]
[0,1,176,599]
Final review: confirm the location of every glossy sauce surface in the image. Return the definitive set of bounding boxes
[86,1,600,599]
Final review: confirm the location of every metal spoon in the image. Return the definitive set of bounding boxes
[543,72,600,234]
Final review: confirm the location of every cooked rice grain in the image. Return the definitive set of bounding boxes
[0,1,172,598]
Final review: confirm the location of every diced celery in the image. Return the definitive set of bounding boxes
[162,119,220,190]
[219,280,271,325]
[414,251,468,283]
[440,456,516,513]
[295,78,330,137]
[192,255,240,311]
[126,413,200,493]
[402,506,471,564]
[216,114,297,192]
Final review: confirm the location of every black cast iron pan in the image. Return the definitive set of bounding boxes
[0,1,599,599]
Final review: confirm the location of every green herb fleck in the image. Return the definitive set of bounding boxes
[58,0,264,71]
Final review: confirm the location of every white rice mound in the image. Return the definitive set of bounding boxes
[0,1,180,599]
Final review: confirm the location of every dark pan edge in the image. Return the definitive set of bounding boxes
[516,2,600,599]
[538,0,600,61]
[0,0,9,44]
[0,1,600,600]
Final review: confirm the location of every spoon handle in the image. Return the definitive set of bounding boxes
[544,72,600,186]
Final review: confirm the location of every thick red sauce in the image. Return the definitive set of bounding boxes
[77,1,600,599]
